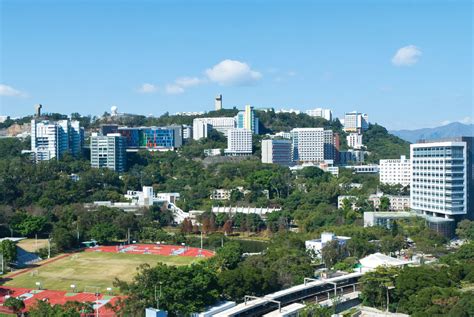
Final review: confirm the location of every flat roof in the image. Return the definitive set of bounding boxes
[0,237,26,243]
[263,303,306,317]
[366,212,415,218]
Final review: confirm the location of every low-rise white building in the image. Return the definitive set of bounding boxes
[210,189,232,200]
[369,194,411,211]
[192,117,236,140]
[305,232,351,258]
[379,155,411,187]
[212,206,281,217]
[346,164,379,174]
[338,193,410,211]
[364,211,415,229]
[204,148,222,156]
[337,195,358,210]
[306,108,332,121]
[124,186,180,206]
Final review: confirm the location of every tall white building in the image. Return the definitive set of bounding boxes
[90,133,127,172]
[410,137,473,237]
[261,139,293,166]
[343,111,369,132]
[346,133,363,149]
[30,119,83,162]
[69,120,83,157]
[225,128,253,156]
[379,155,411,187]
[305,108,332,121]
[192,117,236,140]
[290,128,335,163]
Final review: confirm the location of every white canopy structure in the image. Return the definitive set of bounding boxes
[360,252,412,271]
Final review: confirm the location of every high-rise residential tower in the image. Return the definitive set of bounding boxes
[30,119,83,162]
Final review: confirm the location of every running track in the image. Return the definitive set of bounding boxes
[85,243,215,258]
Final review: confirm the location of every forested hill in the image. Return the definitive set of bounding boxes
[363,124,410,162]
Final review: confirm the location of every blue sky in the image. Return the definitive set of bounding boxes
[0,0,472,129]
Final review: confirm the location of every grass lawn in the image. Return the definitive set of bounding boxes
[4,252,199,293]
[17,238,49,253]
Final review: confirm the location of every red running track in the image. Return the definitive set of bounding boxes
[85,244,215,258]
[0,286,122,316]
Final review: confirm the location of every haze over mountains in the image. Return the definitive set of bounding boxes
[390,122,474,143]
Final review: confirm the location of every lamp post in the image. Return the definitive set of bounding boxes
[155,282,163,310]
[95,292,100,317]
[386,285,395,312]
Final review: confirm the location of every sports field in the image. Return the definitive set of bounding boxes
[3,251,200,293]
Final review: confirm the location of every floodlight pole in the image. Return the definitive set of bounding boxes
[200,230,203,250]
[95,292,100,317]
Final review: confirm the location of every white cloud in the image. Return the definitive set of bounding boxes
[205,59,262,86]
[391,45,422,66]
[165,84,185,95]
[440,117,473,126]
[137,83,158,94]
[0,84,25,97]
[140,59,262,94]
[174,77,204,88]
[440,120,451,126]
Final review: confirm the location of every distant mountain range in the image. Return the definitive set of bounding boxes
[390,122,474,143]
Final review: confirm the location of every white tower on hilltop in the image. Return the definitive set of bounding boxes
[215,94,222,111]
[111,106,119,117]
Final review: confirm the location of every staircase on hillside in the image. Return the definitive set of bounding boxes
[167,202,189,224]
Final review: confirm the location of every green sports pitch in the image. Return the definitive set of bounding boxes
[4,251,200,293]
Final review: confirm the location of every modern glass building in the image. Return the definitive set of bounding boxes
[116,126,182,150]
[261,139,293,166]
